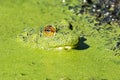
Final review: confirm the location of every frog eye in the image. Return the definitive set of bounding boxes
[45,29,51,32]
[43,25,56,36]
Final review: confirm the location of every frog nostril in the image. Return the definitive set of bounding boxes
[69,23,73,30]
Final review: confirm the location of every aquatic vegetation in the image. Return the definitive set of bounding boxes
[65,0,120,55]
[1,0,120,80]
[70,0,120,25]
[15,0,120,55]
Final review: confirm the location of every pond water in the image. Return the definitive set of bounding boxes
[0,0,120,80]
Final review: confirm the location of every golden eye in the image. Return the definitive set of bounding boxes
[43,25,56,36]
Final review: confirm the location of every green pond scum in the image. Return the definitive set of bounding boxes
[0,0,120,80]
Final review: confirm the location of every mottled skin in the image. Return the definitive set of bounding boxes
[17,20,81,49]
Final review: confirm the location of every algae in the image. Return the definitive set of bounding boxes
[0,0,120,80]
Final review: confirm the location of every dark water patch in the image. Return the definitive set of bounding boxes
[70,0,120,25]
[74,37,90,50]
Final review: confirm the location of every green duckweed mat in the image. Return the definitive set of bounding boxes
[0,0,120,80]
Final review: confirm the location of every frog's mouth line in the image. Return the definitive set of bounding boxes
[55,46,72,50]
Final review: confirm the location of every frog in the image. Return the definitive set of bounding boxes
[17,20,82,50]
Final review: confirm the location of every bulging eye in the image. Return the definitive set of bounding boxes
[43,25,56,36]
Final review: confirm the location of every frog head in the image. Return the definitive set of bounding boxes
[17,20,81,50]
